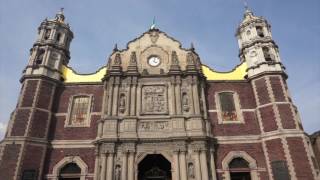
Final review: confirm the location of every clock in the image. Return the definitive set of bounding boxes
[148,56,161,67]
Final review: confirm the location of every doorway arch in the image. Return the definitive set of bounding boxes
[138,154,172,180]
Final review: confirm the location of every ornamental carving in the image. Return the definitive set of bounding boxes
[139,121,169,131]
[142,86,168,114]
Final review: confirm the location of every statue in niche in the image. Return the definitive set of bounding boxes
[115,165,121,180]
[119,94,126,113]
[114,53,121,65]
[130,51,137,64]
[182,92,189,112]
[188,163,195,178]
[171,51,179,65]
[187,52,195,65]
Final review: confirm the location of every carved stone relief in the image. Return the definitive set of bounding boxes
[141,85,168,114]
[139,121,170,131]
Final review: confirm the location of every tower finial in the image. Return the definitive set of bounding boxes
[55,7,65,22]
[150,16,156,30]
[243,0,249,10]
[113,43,118,52]
[190,42,195,51]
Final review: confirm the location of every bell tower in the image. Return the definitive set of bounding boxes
[24,8,73,81]
[0,9,74,180]
[236,7,285,78]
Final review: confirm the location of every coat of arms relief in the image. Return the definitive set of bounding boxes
[141,85,168,115]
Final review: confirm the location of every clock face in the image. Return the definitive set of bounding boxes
[148,56,161,67]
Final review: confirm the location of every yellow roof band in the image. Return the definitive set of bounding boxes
[202,62,247,81]
[61,62,247,83]
[62,65,107,83]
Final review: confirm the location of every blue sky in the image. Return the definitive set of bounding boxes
[0,0,319,138]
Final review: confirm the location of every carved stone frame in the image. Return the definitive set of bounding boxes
[65,94,93,127]
[215,91,244,124]
[51,156,88,180]
[221,151,259,180]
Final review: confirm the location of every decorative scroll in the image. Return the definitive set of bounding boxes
[139,121,169,131]
[142,86,168,114]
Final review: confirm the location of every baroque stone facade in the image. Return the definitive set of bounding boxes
[0,8,319,180]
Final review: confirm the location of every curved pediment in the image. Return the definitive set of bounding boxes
[107,29,201,75]
[62,29,247,83]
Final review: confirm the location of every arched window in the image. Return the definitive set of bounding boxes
[262,47,275,62]
[256,26,264,37]
[35,49,45,65]
[222,151,259,180]
[56,32,62,42]
[59,163,81,180]
[229,158,252,180]
[44,29,51,40]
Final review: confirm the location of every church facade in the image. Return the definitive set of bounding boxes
[0,9,319,180]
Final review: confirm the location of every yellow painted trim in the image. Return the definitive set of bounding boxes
[62,65,106,83]
[61,63,247,83]
[202,62,247,80]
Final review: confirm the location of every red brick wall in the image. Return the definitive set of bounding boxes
[209,111,261,136]
[48,114,100,140]
[11,109,31,136]
[287,137,314,180]
[37,81,54,110]
[21,80,38,107]
[53,85,104,113]
[43,148,96,175]
[207,82,261,136]
[269,76,286,102]
[20,145,45,174]
[28,110,50,138]
[0,144,21,179]
[265,139,286,161]
[215,143,269,179]
[255,78,270,105]
[206,82,256,110]
[259,105,278,132]
[278,104,296,129]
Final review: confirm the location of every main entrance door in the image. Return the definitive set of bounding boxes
[138,154,172,180]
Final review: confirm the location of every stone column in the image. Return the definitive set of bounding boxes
[170,78,176,115]
[210,150,217,180]
[200,151,209,180]
[175,76,182,114]
[130,79,137,116]
[128,152,135,180]
[94,149,100,180]
[193,151,202,180]
[106,153,114,180]
[97,121,103,138]
[179,151,187,180]
[112,77,120,115]
[173,152,180,180]
[107,79,114,116]
[121,152,128,180]
[100,153,107,180]
[192,77,200,115]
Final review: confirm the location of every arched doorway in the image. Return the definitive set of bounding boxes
[138,154,172,180]
[59,163,81,180]
[229,158,251,180]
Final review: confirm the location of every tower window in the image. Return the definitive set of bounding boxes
[262,47,274,61]
[229,158,252,180]
[219,92,237,121]
[35,49,45,65]
[56,33,61,42]
[44,29,51,40]
[67,95,92,127]
[256,26,264,37]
